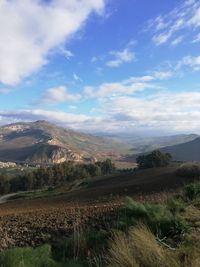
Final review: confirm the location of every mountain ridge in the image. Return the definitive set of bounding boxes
[161,137,200,162]
[0,121,130,164]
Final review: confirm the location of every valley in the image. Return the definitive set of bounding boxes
[1,0,200,265]
[0,129,199,267]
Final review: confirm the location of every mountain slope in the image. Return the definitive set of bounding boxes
[161,137,200,161]
[0,121,130,164]
[98,133,199,154]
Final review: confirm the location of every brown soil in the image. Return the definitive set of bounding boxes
[0,165,196,250]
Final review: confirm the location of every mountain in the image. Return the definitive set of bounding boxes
[130,134,199,154]
[161,137,200,162]
[98,133,199,154]
[0,121,130,164]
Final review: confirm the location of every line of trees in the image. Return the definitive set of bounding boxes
[0,159,116,195]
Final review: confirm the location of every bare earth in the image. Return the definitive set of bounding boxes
[0,165,195,250]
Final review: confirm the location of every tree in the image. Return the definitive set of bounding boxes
[136,150,172,169]
[97,159,116,175]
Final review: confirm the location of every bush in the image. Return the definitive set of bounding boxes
[118,198,187,238]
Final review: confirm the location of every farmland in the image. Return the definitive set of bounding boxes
[0,163,198,251]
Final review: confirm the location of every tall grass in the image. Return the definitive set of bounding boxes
[107,224,179,267]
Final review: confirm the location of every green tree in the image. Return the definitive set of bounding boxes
[136,150,172,169]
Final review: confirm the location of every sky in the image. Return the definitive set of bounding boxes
[0,0,200,135]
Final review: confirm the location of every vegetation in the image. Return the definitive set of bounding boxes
[1,159,200,266]
[118,197,187,238]
[176,162,200,178]
[1,179,200,266]
[0,159,116,195]
[136,150,172,169]
[108,224,179,267]
[0,245,61,267]
[185,181,200,200]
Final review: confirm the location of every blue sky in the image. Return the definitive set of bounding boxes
[0,0,200,134]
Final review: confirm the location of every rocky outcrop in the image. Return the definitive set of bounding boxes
[50,147,83,164]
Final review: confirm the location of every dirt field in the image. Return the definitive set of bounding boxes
[0,165,197,250]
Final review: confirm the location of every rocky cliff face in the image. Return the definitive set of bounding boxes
[50,147,83,164]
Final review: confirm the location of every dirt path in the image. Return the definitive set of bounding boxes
[0,193,19,204]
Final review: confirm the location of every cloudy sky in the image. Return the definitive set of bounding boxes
[0,0,200,135]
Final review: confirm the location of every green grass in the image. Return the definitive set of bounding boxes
[8,188,64,201]
[118,197,188,239]
[0,245,61,267]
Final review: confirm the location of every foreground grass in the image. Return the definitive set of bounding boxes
[0,245,60,267]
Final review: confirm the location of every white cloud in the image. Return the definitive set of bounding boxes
[60,49,74,60]
[189,7,200,27]
[100,91,200,132]
[84,71,172,98]
[106,48,135,67]
[0,109,90,128]
[151,71,173,80]
[0,0,105,85]
[152,33,172,46]
[1,90,200,133]
[171,36,184,46]
[177,55,200,71]
[149,0,200,46]
[84,80,154,98]
[36,86,81,104]
[192,33,200,43]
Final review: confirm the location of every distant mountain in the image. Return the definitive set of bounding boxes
[0,121,130,164]
[161,137,200,162]
[98,133,199,154]
[130,134,199,154]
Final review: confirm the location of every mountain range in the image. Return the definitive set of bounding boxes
[99,133,199,154]
[0,120,199,164]
[0,121,130,164]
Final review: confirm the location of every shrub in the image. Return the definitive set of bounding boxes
[185,182,200,200]
[118,197,187,238]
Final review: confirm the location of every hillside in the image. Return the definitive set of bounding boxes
[101,133,199,154]
[0,121,130,164]
[161,137,200,161]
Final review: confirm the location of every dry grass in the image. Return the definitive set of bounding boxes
[108,224,179,267]
[108,231,139,267]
